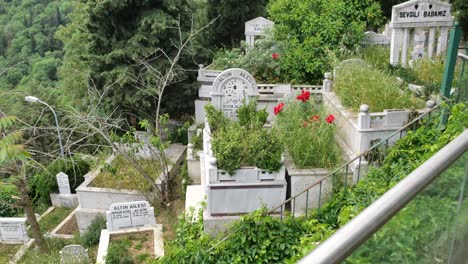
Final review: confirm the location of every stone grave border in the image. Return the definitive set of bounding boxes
[75,144,186,234]
[50,208,78,239]
[95,225,164,264]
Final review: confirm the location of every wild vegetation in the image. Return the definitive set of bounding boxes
[159,103,467,263]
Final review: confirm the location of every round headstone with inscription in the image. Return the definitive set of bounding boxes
[211,68,258,119]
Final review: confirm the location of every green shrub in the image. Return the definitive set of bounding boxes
[105,240,133,264]
[206,103,282,175]
[275,94,341,168]
[28,156,91,205]
[268,0,383,83]
[212,33,285,84]
[80,215,106,247]
[0,184,21,217]
[334,63,424,112]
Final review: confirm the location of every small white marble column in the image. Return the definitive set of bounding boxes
[428,27,436,58]
[401,28,410,67]
[436,27,449,55]
[390,28,403,66]
[357,104,371,130]
[323,72,332,92]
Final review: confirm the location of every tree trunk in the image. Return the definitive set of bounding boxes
[15,177,47,252]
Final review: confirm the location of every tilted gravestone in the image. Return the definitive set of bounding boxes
[106,201,156,231]
[245,17,274,47]
[364,31,390,45]
[56,172,72,195]
[0,217,29,244]
[60,244,90,264]
[210,68,258,119]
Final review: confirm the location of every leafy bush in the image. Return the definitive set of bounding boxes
[268,0,383,83]
[28,156,91,205]
[275,93,341,168]
[334,63,424,112]
[0,184,21,217]
[212,33,285,84]
[80,215,106,247]
[106,239,133,264]
[206,102,283,174]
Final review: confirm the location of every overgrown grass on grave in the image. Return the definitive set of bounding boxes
[90,155,161,191]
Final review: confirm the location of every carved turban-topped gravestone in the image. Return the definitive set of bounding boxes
[211,68,258,119]
[106,201,156,231]
[389,0,452,67]
[245,17,274,47]
[60,244,90,264]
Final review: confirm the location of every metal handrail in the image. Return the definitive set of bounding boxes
[298,129,468,264]
[266,102,440,215]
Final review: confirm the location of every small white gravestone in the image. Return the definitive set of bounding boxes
[106,201,156,231]
[245,17,274,47]
[60,244,90,264]
[56,172,72,195]
[389,0,452,66]
[364,31,390,45]
[0,218,29,244]
[211,68,258,119]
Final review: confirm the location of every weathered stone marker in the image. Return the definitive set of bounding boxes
[106,201,156,231]
[0,217,29,244]
[60,244,90,264]
[56,172,72,195]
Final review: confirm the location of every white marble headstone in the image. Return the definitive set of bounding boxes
[0,218,29,244]
[106,201,156,231]
[56,172,71,195]
[211,68,258,119]
[60,244,89,264]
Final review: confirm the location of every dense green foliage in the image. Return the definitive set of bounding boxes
[207,0,266,48]
[0,184,20,217]
[267,0,383,83]
[0,0,72,118]
[211,32,285,83]
[58,0,204,120]
[158,103,467,263]
[206,102,282,175]
[275,94,341,168]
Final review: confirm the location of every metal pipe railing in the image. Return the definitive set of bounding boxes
[298,129,468,264]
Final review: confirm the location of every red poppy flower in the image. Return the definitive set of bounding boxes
[301,121,309,128]
[274,102,285,115]
[310,115,320,122]
[296,90,311,102]
[326,114,335,124]
[272,53,280,59]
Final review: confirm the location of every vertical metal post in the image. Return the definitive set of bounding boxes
[292,197,296,219]
[357,156,362,182]
[280,205,283,222]
[440,21,462,126]
[318,182,323,212]
[305,190,309,219]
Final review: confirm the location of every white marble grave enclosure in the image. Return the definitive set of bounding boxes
[0,217,29,244]
[106,201,156,232]
[389,0,452,66]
